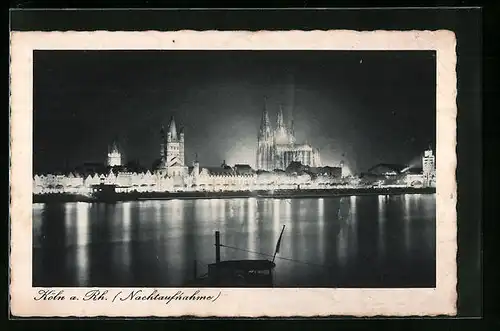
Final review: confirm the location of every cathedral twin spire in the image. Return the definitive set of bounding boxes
[259,99,295,145]
[109,140,120,154]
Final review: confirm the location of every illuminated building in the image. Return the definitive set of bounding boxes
[422,148,436,187]
[158,116,188,177]
[107,142,122,167]
[361,150,437,188]
[256,102,321,171]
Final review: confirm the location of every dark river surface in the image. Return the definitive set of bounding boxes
[33,194,436,288]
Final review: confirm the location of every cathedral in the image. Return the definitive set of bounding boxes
[256,102,321,171]
[158,116,188,177]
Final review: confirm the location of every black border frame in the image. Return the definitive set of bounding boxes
[8,7,483,321]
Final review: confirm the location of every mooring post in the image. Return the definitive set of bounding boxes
[215,231,221,263]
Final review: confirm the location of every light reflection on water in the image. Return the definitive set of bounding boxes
[75,202,90,286]
[273,199,281,235]
[33,195,436,288]
[317,198,324,265]
[349,196,358,259]
[120,202,131,276]
[404,194,412,253]
[247,198,257,258]
[378,195,387,261]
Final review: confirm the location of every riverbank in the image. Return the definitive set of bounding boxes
[33,186,436,203]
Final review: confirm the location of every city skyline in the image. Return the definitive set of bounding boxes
[34,50,436,174]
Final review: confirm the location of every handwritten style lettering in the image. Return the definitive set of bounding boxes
[33,289,65,301]
[83,289,109,301]
[113,289,221,304]
[32,288,221,304]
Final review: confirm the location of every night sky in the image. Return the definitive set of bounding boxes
[34,50,436,174]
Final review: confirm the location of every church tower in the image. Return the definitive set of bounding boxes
[179,127,185,169]
[422,148,436,187]
[256,99,275,171]
[160,125,166,165]
[107,141,122,167]
[161,116,188,177]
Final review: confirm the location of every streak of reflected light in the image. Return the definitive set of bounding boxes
[219,199,227,229]
[154,200,162,223]
[195,199,210,231]
[121,201,132,271]
[33,203,45,236]
[349,195,358,257]
[238,198,245,225]
[210,199,217,223]
[273,199,281,235]
[318,198,325,264]
[75,202,90,286]
[154,200,162,241]
[347,196,358,256]
[166,199,185,285]
[168,199,185,238]
[299,199,307,220]
[247,198,256,257]
[377,195,386,261]
[404,194,411,253]
[122,202,132,242]
[350,195,357,219]
[64,203,76,236]
[63,203,76,276]
[284,199,292,223]
[170,199,184,221]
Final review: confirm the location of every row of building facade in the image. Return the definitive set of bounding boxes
[33,102,436,195]
[33,164,345,195]
[33,161,434,195]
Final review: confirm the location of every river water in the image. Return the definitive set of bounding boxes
[33,194,436,288]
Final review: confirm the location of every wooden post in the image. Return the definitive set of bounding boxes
[215,231,221,263]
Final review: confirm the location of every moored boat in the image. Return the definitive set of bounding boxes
[91,183,118,202]
[187,226,285,287]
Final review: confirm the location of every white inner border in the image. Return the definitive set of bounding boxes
[10,30,457,317]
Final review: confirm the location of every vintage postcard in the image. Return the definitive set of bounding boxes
[10,30,457,317]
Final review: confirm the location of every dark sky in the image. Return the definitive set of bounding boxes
[34,50,436,174]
